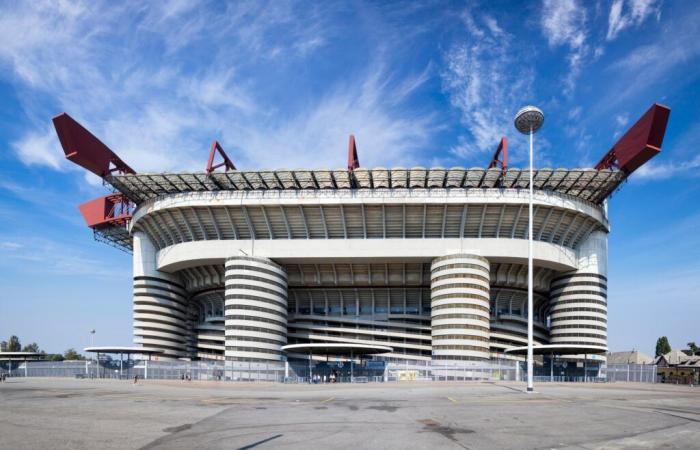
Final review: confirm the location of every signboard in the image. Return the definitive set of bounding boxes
[397,370,417,381]
[365,361,386,370]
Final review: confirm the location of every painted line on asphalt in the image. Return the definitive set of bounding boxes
[321,396,335,403]
[447,396,458,403]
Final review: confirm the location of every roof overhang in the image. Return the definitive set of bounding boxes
[281,343,393,356]
[83,346,164,355]
[504,344,607,356]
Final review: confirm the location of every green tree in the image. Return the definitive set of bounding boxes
[688,342,698,356]
[0,341,7,352]
[7,335,21,352]
[63,348,83,360]
[22,343,40,353]
[655,336,672,357]
[49,353,64,362]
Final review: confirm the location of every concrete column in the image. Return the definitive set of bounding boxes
[132,232,190,359]
[430,254,491,362]
[549,231,608,350]
[224,256,288,363]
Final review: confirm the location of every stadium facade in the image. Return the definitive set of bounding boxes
[54,104,670,368]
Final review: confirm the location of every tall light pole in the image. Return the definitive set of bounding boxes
[514,105,544,393]
[90,329,95,347]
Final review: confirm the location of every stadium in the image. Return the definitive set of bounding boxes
[53,104,670,379]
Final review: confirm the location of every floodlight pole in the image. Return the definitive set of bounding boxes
[527,125,534,393]
[514,105,544,394]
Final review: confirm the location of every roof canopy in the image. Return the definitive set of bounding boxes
[83,346,164,355]
[504,344,607,356]
[281,343,393,356]
[107,168,624,206]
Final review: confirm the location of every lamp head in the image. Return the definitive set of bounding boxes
[514,106,544,134]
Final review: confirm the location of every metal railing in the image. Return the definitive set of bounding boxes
[6,360,658,384]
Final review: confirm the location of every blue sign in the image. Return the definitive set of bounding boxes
[366,361,386,370]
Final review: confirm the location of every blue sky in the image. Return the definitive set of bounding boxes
[0,0,698,355]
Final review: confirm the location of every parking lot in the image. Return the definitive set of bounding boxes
[1,378,699,449]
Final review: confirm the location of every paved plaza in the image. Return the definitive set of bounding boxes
[1,378,699,449]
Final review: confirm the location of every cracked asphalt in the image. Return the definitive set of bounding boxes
[1,378,699,449]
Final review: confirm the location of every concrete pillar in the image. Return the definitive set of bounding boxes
[224,256,288,364]
[132,232,190,359]
[549,231,608,351]
[430,254,491,362]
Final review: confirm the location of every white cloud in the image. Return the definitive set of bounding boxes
[540,0,588,93]
[441,12,533,163]
[607,0,661,41]
[633,154,700,181]
[12,126,65,170]
[0,1,434,174]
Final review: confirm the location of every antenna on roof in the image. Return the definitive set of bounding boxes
[347,135,360,171]
[206,140,236,174]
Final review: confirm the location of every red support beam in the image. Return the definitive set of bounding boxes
[347,135,360,171]
[595,103,671,174]
[206,140,236,174]
[488,137,508,171]
[52,113,135,177]
[78,193,132,230]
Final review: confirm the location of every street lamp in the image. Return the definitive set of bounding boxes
[514,105,544,393]
[90,329,95,347]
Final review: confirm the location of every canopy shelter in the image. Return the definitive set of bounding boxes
[0,352,44,377]
[281,343,393,382]
[505,344,607,382]
[83,346,163,379]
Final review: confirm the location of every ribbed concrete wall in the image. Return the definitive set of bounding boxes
[224,257,288,362]
[548,231,608,350]
[132,232,190,358]
[430,254,491,361]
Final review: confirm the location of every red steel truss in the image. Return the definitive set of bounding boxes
[595,103,671,174]
[488,137,508,171]
[347,135,360,171]
[206,140,236,174]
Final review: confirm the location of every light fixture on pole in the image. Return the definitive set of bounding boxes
[90,329,95,347]
[514,105,544,393]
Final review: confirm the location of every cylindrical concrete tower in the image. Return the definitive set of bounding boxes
[430,254,491,361]
[224,256,288,362]
[132,231,190,359]
[549,231,608,350]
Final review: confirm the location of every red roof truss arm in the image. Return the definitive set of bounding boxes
[488,137,508,171]
[78,193,132,229]
[595,103,671,174]
[206,140,236,174]
[347,135,360,171]
[52,113,136,176]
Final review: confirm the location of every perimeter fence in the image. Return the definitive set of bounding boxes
[1,359,657,384]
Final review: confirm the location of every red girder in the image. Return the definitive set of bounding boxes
[53,113,136,177]
[206,140,236,174]
[488,137,508,171]
[347,135,360,171]
[78,193,133,229]
[595,103,671,173]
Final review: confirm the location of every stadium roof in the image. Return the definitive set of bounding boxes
[106,167,624,206]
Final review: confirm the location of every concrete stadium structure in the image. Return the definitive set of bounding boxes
[53,104,670,371]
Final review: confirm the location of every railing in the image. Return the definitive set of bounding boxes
[6,360,658,384]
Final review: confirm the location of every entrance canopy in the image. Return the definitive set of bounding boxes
[83,346,164,357]
[504,344,607,356]
[281,343,393,356]
[0,352,44,361]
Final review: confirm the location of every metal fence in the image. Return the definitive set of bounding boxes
[3,360,658,384]
[604,363,657,383]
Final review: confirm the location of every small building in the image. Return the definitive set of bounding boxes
[606,350,654,365]
[655,350,700,385]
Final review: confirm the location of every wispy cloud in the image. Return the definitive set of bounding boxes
[540,0,588,93]
[441,11,533,162]
[0,1,435,173]
[606,0,661,41]
[633,154,700,181]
